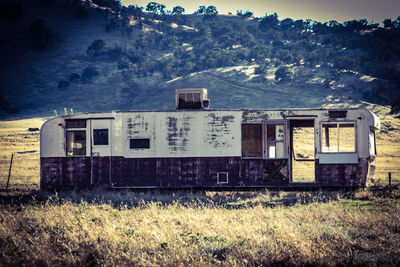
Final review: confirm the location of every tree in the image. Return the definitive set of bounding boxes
[146,2,165,14]
[81,66,99,82]
[383,18,396,28]
[280,18,294,30]
[237,10,253,17]
[172,6,185,15]
[205,6,218,15]
[259,13,279,32]
[195,6,206,14]
[275,66,292,82]
[87,39,106,56]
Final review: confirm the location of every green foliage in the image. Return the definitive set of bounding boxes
[237,10,253,17]
[118,57,131,70]
[69,73,80,82]
[172,6,185,15]
[205,6,218,15]
[146,2,165,14]
[195,6,206,14]
[259,13,279,32]
[275,66,292,82]
[254,63,270,74]
[87,39,106,57]
[81,66,99,82]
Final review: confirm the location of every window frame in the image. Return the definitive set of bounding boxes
[263,120,288,159]
[66,130,87,156]
[93,128,109,146]
[320,120,357,154]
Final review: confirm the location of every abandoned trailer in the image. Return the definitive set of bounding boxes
[40,88,380,190]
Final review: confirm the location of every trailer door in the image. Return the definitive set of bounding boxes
[90,119,112,186]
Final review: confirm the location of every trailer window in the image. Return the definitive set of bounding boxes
[265,122,286,159]
[242,124,263,157]
[369,129,376,155]
[130,138,150,149]
[321,122,355,152]
[66,131,86,156]
[93,129,108,145]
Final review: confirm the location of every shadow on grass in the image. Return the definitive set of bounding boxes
[3,186,397,210]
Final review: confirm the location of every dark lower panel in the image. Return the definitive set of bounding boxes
[40,157,369,190]
[41,157,91,190]
[315,158,368,187]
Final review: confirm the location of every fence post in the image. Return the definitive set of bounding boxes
[6,153,14,191]
[388,172,392,186]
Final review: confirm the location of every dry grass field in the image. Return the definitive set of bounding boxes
[0,107,399,266]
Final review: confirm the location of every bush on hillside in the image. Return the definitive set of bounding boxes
[69,73,80,82]
[87,39,106,57]
[275,66,292,82]
[81,66,99,82]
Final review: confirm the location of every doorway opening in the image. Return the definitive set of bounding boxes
[290,120,315,183]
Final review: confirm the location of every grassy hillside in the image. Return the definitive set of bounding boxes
[1,0,400,118]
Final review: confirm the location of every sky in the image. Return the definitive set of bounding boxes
[121,0,400,24]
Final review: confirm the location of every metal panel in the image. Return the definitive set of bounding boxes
[319,153,358,164]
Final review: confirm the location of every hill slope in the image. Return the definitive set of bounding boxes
[1,0,399,118]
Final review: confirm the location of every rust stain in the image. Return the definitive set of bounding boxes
[206,113,235,148]
[166,116,192,152]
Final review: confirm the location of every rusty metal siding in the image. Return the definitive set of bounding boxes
[41,156,370,189]
[111,157,158,187]
[315,158,368,186]
[92,157,110,186]
[41,157,90,190]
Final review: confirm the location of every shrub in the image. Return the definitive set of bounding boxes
[254,63,270,75]
[275,66,292,82]
[69,73,80,82]
[81,66,99,82]
[57,80,69,89]
[87,39,106,57]
[118,57,131,70]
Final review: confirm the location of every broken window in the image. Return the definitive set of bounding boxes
[66,131,86,156]
[242,124,263,158]
[130,138,150,149]
[321,122,355,152]
[93,129,108,145]
[265,121,286,159]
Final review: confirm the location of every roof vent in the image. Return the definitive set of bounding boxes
[176,88,210,110]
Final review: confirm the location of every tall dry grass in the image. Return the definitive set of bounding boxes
[0,189,400,266]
